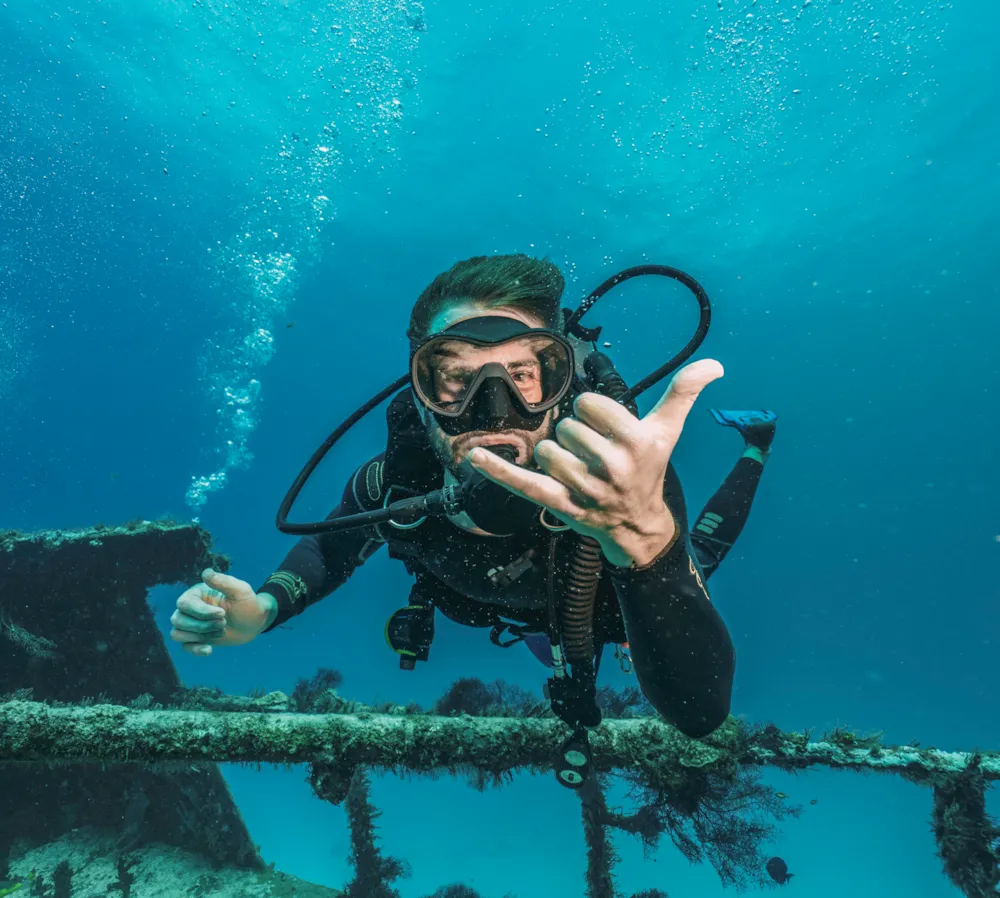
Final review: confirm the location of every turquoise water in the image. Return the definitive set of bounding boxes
[2,0,998,895]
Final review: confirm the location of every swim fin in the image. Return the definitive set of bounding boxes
[523,632,554,668]
[710,408,778,451]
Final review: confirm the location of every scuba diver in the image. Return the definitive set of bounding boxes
[170,254,777,787]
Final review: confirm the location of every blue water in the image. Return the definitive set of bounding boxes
[2,0,998,895]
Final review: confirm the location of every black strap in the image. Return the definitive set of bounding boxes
[545,532,562,640]
[561,306,602,344]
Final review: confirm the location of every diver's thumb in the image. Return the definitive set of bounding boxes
[201,568,254,604]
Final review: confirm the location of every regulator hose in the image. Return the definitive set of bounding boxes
[558,346,650,681]
[560,536,605,666]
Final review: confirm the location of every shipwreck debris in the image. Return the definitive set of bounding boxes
[2,518,998,897]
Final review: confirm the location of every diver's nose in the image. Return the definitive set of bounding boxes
[473,378,517,430]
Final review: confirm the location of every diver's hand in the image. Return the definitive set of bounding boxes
[468,359,724,568]
[170,569,276,657]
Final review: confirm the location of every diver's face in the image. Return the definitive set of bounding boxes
[419,303,559,475]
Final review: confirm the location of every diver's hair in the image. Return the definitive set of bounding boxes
[408,254,565,346]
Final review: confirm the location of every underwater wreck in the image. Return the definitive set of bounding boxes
[1,520,999,898]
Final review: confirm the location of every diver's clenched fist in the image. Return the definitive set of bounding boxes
[170,569,275,656]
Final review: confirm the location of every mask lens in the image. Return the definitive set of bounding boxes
[413,332,572,415]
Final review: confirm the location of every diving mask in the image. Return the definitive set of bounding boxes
[410,315,575,436]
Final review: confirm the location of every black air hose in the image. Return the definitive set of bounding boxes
[584,351,638,415]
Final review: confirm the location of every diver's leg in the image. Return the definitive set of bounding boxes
[691,410,777,579]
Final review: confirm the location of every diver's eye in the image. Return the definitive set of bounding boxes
[436,368,475,395]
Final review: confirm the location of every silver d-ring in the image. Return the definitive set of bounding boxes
[539,508,570,532]
[385,488,427,530]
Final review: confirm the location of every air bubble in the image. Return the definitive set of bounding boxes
[186,0,425,510]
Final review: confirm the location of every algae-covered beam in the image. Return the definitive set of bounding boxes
[1,699,997,785]
[1,519,226,587]
[579,778,618,898]
[931,755,1000,895]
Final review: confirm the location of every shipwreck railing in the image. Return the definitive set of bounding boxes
[1,521,997,898]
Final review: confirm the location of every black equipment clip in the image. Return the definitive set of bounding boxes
[384,590,435,671]
[544,661,602,789]
[555,728,594,789]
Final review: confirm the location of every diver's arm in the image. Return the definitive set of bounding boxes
[607,463,735,738]
[256,456,387,633]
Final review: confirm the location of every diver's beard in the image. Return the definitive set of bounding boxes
[425,419,554,479]
[422,413,558,535]
[426,425,464,479]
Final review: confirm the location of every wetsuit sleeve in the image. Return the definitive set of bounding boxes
[256,455,388,632]
[606,462,735,738]
[689,454,764,580]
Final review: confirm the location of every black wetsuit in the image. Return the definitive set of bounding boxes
[259,453,765,738]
